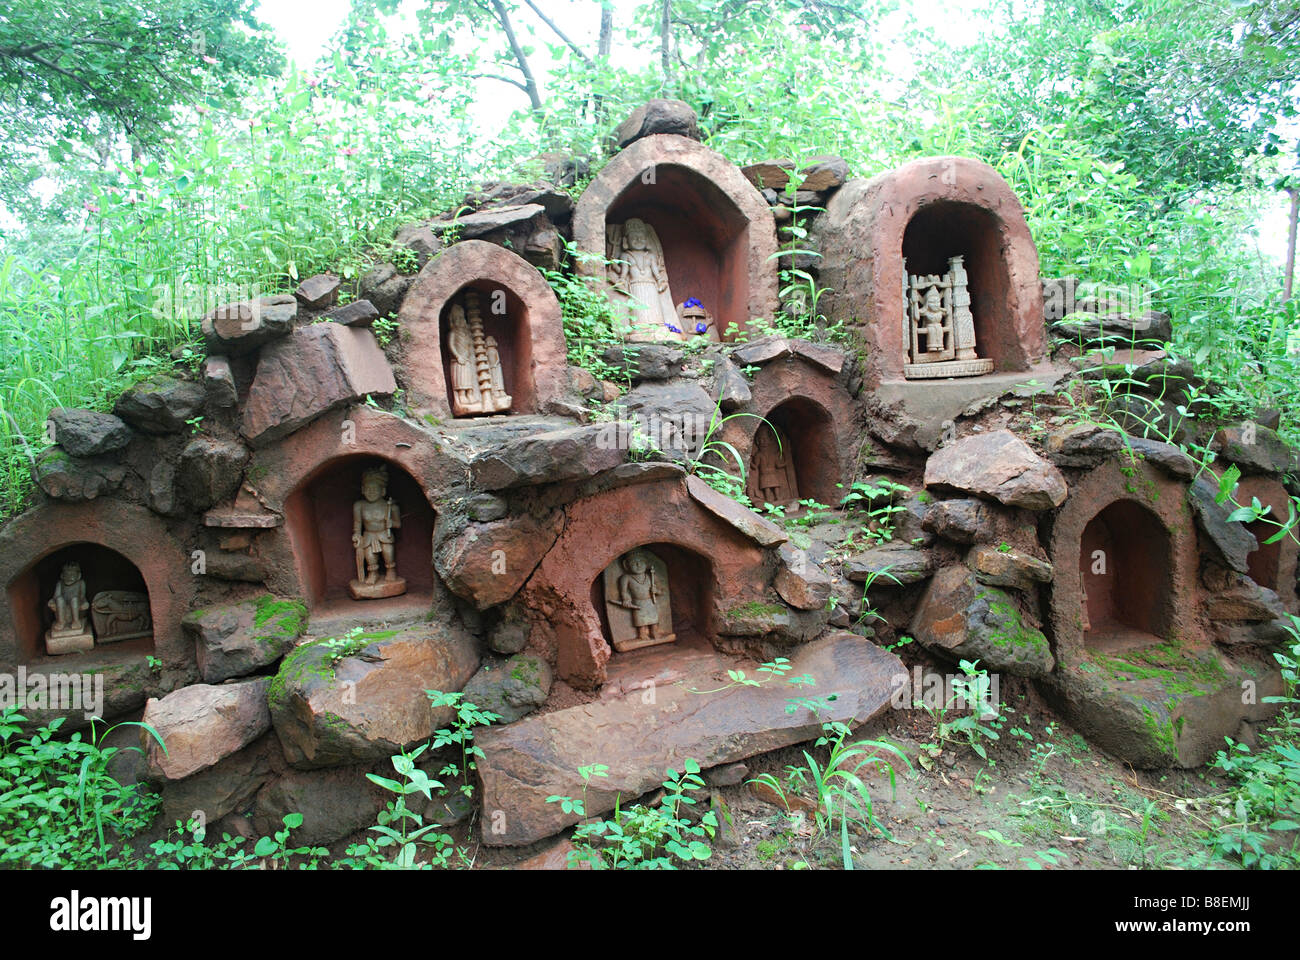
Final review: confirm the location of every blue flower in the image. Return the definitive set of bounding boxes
[683,297,702,308]
[695,322,708,334]
[666,323,682,333]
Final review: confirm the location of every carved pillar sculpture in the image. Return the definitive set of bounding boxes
[450,292,511,416]
[903,254,993,379]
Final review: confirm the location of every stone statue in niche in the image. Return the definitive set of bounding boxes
[46,562,93,655]
[602,547,676,652]
[607,218,683,342]
[350,464,406,600]
[677,298,715,339]
[747,423,799,506]
[91,591,152,643]
[1080,586,1091,634]
[903,254,993,379]
[447,291,512,416]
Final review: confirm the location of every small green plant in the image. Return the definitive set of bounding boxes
[553,759,717,869]
[185,415,204,435]
[838,479,911,545]
[372,315,399,347]
[917,660,1003,763]
[339,743,457,869]
[426,690,501,799]
[748,720,912,868]
[390,246,420,274]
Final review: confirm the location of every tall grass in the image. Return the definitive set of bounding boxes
[0,57,476,517]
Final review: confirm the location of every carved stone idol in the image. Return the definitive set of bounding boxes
[350,465,406,600]
[602,547,675,652]
[46,562,93,655]
[903,254,993,378]
[747,423,799,506]
[448,291,512,416]
[91,591,152,643]
[607,218,684,342]
[677,298,715,339]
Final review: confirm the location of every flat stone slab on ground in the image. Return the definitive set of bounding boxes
[475,632,903,846]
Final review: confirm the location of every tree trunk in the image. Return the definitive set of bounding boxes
[660,0,671,84]
[594,2,614,127]
[1284,186,1298,303]
[492,0,543,114]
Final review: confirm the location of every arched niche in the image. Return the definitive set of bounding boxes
[1235,474,1299,612]
[574,134,779,340]
[522,476,773,688]
[1046,459,1202,665]
[283,455,435,615]
[902,202,1007,377]
[816,155,1046,385]
[591,542,713,653]
[438,281,530,416]
[399,240,567,418]
[10,544,152,661]
[745,397,840,508]
[0,500,194,669]
[1079,500,1173,651]
[716,357,851,508]
[245,406,465,614]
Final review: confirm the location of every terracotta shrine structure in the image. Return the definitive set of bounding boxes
[574,134,780,341]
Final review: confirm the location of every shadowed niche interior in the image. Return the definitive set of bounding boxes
[7,543,153,662]
[901,200,1012,372]
[606,165,751,340]
[439,280,533,416]
[1079,500,1172,652]
[747,398,839,507]
[284,456,434,614]
[590,542,714,658]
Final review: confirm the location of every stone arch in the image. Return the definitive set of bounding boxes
[1235,475,1299,613]
[574,134,779,339]
[817,156,1046,384]
[1079,500,1173,650]
[246,406,463,612]
[717,356,853,505]
[1046,459,1201,665]
[399,240,567,417]
[521,476,772,688]
[0,500,194,668]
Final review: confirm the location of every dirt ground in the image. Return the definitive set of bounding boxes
[461,661,1245,871]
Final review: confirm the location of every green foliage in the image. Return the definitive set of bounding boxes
[426,690,502,800]
[916,660,1005,764]
[748,721,911,869]
[0,710,162,867]
[552,758,718,869]
[1201,618,1300,869]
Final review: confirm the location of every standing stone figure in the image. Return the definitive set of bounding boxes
[447,304,479,414]
[747,424,799,506]
[602,548,676,652]
[448,294,511,416]
[485,336,507,399]
[350,465,406,600]
[607,218,682,341]
[46,561,94,655]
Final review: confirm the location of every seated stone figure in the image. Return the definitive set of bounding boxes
[46,561,93,655]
